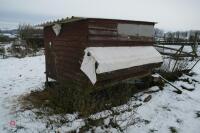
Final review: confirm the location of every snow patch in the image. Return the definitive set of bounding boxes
[81,46,163,84]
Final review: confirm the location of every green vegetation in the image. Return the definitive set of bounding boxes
[18,76,160,132]
[169,127,178,133]
[20,76,157,116]
[0,47,5,58]
[0,35,13,42]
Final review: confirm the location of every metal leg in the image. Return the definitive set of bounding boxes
[45,72,49,87]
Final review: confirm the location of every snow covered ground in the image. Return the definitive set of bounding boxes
[116,73,200,133]
[0,56,46,132]
[0,52,200,132]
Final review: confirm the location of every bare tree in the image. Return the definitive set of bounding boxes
[17,24,43,56]
[165,32,175,41]
[154,28,164,38]
[18,24,35,39]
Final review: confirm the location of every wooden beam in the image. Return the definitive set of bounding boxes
[154,45,196,57]
[155,41,200,46]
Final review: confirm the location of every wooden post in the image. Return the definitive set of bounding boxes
[189,58,200,72]
[46,72,49,82]
[172,45,184,72]
[45,71,49,87]
[154,74,182,94]
[191,32,198,58]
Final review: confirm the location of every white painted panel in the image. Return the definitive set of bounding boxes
[138,25,154,37]
[117,24,154,37]
[118,24,139,36]
[52,24,61,36]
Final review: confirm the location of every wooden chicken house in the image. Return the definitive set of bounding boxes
[43,17,163,86]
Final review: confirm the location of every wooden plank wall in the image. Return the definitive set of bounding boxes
[44,20,89,84]
[87,19,154,47]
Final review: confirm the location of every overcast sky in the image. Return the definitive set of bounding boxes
[0,0,200,31]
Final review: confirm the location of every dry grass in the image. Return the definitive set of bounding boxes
[19,78,155,117]
[156,57,191,82]
[17,76,164,132]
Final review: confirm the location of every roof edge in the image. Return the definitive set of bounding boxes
[38,16,157,27]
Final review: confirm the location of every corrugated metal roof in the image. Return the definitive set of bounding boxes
[39,16,156,27]
[39,17,86,27]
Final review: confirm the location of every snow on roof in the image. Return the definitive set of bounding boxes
[81,46,163,84]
